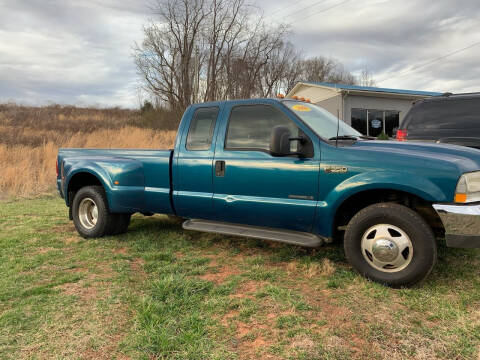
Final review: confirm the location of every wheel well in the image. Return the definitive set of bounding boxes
[333,189,445,240]
[67,172,103,205]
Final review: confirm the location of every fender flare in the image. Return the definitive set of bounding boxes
[329,170,448,211]
[65,164,113,206]
[315,170,449,238]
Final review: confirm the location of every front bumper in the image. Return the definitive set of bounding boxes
[433,203,480,248]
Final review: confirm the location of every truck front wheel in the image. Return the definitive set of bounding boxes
[72,186,115,238]
[344,203,437,287]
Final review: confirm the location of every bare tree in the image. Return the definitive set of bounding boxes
[134,0,208,110]
[134,0,358,111]
[227,22,290,98]
[358,66,376,87]
[203,0,249,101]
[299,56,356,85]
[258,40,298,97]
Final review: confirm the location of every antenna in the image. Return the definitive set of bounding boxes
[336,109,340,147]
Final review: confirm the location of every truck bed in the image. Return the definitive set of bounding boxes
[58,148,174,215]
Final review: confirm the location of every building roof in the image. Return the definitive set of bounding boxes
[303,81,442,97]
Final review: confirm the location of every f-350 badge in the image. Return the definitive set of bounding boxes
[325,166,348,173]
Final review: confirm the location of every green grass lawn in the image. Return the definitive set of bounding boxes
[1,196,480,359]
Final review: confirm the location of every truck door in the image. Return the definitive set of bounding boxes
[212,102,320,233]
[174,106,220,219]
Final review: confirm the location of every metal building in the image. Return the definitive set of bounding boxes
[286,82,442,137]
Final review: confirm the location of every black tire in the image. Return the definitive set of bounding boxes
[344,203,437,287]
[108,214,131,235]
[72,186,115,238]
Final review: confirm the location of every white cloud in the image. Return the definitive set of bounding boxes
[0,0,478,107]
[0,0,147,107]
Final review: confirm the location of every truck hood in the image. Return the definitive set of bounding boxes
[352,140,480,173]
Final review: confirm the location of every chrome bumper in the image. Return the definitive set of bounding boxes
[433,203,480,248]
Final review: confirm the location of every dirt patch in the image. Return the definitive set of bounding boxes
[114,247,128,255]
[44,258,137,359]
[290,334,315,351]
[57,279,99,302]
[229,280,266,299]
[67,266,88,273]
[34,284,131,360]
[34,247,56,255]
[225,274,372,359]
[198,254,243,284]
[80,334,131,360]
[221,309,240,327]
[199,264,241,284]
[51,223,76,233]
[56,261,116,301]
[130,257,146,279]
[234,321,278,360]
[236,321,253,338]
[299,284,375,357]
[63,236,81,244]
[239,280,265,293]
[220,279,286,359]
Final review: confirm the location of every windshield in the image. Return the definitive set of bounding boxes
[283,100,362,139]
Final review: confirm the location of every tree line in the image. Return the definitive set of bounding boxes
[134,0,374,114]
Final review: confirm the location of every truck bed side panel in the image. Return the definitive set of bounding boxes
[59,148,174,215]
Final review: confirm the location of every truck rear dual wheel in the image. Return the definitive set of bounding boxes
[72,186,130,238]
[108,213,131,235]
[344,203,437,287]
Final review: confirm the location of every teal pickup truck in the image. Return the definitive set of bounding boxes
[57,98,480,287]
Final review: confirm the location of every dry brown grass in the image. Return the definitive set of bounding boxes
[0,104,176,198]
[0,103,141,145]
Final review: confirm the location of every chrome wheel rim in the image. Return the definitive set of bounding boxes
[78,198,98,230]
[361,224,413,273]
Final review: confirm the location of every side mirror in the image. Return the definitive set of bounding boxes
[270,126,292,156]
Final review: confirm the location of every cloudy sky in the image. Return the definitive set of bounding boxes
[0,0,479,108]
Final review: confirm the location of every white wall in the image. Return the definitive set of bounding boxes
[289,84,338,104]
[316,95,344,120]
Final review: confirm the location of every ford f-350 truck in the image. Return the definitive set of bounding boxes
[57,98,480,287]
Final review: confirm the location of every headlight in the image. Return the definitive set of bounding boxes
[455,171,480,203]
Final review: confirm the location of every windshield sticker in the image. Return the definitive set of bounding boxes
[292,104,311,112]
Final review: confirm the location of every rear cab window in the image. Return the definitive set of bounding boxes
[186,107,219,150]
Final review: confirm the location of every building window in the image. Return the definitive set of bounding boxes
[351,108,399,137]
[385,110,400,136]
[351,109,367,135]
[368,110,383,137]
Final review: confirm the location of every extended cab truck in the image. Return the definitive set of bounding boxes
[57,98,480,287]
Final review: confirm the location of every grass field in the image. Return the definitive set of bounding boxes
[0,104,176,198]
[1,196,480,359]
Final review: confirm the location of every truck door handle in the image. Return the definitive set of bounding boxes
[215,160,225,177]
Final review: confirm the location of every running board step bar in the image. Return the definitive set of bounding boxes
[182,219,324,248]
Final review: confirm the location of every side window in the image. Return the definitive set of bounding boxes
[225,105,299,152]
[186,107,219,151]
